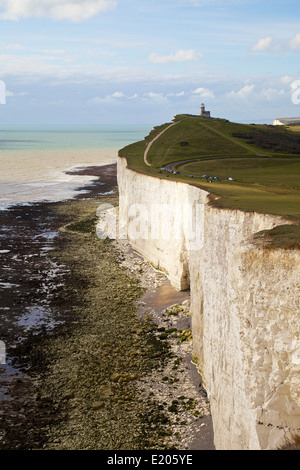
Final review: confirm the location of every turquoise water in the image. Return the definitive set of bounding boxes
[0,125,149,151]
[0,125,150,208]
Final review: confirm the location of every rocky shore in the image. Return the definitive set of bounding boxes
[0,163,214,450]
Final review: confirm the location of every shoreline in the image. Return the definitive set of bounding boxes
[0,163,214,450]
[0,161,118,212]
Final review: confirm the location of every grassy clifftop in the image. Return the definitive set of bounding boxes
[119,115,300,247]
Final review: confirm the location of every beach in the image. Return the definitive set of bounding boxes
[0,163,214,450]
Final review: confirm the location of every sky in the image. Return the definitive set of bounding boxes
[1,0,300,125]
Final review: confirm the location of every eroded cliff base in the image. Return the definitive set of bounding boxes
[115,237,214,450]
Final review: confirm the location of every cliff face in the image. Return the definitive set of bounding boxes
[117,156,300,450]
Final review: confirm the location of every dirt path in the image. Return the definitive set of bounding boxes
[144,119,187,167]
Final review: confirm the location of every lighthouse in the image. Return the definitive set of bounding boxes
[200,103,211,118]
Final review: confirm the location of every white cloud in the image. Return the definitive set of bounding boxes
[229,84,255,99]
[149,49,202,64]
[260,88,284,101]
[167,91,185,97]
[252,36,272,52]
[141,92,169,104]
[144,92,165,99]
[128,93,138,99]
[228,83,285,102]
[89,95,117,104]
[290,33,300,50]
[6,90,29,96]
[89,91,135,104]
[4,43,24,50]
[0,50,160,84]
[0,53,65,78]
[0,0,116,22]
[111,91,124,98]
[91,91,170,105]
[192,87,215,99]
[280,75,295,85]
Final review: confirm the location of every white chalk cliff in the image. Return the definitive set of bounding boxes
[117,155,300,450]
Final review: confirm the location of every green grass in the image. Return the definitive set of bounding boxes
[146,117,254,167]
[285,124,300,133]
[176,159,300,191]
[65,215,98,233]
[205,119,300,154]
[119,115,300,247]
[253,224,300,249]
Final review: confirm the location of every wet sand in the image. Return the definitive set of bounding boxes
[0,163,214,451]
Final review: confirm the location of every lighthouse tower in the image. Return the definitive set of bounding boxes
[200,103,211,118]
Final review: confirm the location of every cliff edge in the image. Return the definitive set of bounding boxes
[117,154,300,450]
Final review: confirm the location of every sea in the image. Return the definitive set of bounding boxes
[0,124,150,209]
[0,124,151,443]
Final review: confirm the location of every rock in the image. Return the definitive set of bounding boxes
[92,401,105,411]
[110,373,122,382]
[100,386,113,399]
[110,372,139,384]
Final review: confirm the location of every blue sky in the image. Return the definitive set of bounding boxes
[1,0,300,125]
